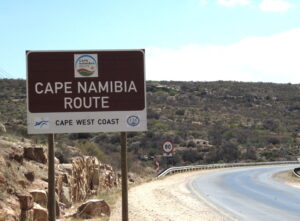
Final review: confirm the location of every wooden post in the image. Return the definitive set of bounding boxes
[121,132,128,221]
[48,134,56,221]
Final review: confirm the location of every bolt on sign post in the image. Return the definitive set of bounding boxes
[26,50,147,221]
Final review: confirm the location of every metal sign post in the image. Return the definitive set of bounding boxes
[162,141,174,169]
[48,134,56,221]
[121,132,128,221]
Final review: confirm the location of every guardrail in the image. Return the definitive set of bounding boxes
[293,167,300,178]
[157,161,299,178]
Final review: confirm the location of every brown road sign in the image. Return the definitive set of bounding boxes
[27,50,147,134]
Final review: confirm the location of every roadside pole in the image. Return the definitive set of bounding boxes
[121,132,128,221]
[48,134,56,221]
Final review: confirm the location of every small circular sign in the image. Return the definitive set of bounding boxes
[127,115,140,127]
[162,141,174,153]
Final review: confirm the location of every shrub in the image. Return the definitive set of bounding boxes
[78,141,107,162]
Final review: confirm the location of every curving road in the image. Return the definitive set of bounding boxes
[190,165,300,221]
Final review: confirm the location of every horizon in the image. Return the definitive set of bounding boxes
[1,77,299,85]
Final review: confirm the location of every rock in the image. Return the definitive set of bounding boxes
[23,147,47,164]
[59,164,72,175]
[60,186,72,208]
[33,204,48,221]
[54,157,60,164]
[24,171,35,182]
[20,209,33,221]
[0,207,18,221]
[70,156,119,202]
[30,190,47,207]
[62,173,70,185]
[18,180,29,188]
[9,152,23,164]
[7,187,15,194]
[55,199,60,218]
[76,199,110,218]
[18,194,34,211]
[0,123,6,134]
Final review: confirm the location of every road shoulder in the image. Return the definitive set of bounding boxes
[110,170,231,221]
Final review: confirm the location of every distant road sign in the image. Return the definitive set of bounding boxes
[26,50,147,134]
[162,141,174,154]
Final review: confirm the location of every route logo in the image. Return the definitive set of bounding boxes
[33,117,50,129]
[74,54,98,78]
[127,115,140,127]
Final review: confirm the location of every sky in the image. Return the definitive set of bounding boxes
[0,0,299,83]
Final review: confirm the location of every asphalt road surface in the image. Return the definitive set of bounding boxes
[190,165,300,221]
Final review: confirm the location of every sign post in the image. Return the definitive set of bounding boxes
[121,132,128,221]
[47,134,56,221]
[26,50,147,221]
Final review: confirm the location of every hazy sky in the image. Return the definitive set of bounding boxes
[0,0,299,83]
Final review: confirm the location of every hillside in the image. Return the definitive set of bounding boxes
[0,79,300,170]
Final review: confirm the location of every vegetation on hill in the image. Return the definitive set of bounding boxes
[1,79,300,171]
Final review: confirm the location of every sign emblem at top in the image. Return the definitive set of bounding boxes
[74,54,98,78]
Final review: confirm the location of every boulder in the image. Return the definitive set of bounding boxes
[20,209,33,221]
[33,204,48,221]
[54,157,60,164]
[70,156,119,202]
[0,207,18,221]
[30,190,47,207]
[23,147,47,164]
[76,199,110,218]
[18,194,34,211]
[24,171,35,182]
[9,152,23,164]
[60,186,72,208]
[62,173,70,185]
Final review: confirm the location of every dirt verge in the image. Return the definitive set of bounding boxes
[110,170,230,221]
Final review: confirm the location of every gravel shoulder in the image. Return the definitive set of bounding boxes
[272,169,300,189]
[110,170,229,221]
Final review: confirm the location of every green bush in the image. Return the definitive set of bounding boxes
[78,141,108,162]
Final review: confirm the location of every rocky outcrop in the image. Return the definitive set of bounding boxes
[60,186,72,208]
[69,156,119,203]
[18,194,34,211]
[23,147,47,164]
[0,204,18,221]
[29,190,47,208]
[9,152,23,164]
[33,204,48,221]
[1,142,119,221]
[75,199,110,218]
[17,194,34,221]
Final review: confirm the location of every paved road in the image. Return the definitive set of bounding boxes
[190,165,300,221]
